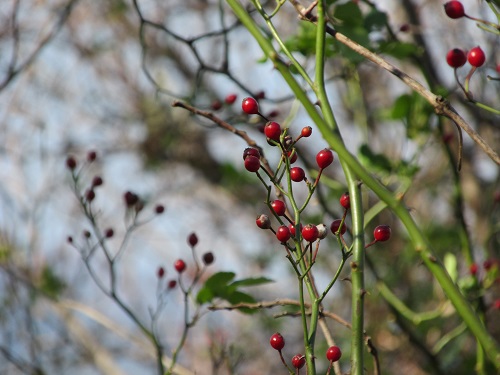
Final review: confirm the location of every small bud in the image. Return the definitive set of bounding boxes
[92,176,103,187]
[202,252,215,265]
[124,191,139,206]
[157,266,165,278]
[66,156,77,170]
[87,150,97,162]
[85,189,95,202]
[155,204,165,214]
[168,279,177,289]
[105,228,114,238]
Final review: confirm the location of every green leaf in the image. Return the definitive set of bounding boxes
[333,2,363,27]
[196,271,236,304]
[226,291,257,314]
[230,276,273,288]
[390,94,412,119]
[358,144,393,174]
[378,41,420,59]
[364,9,388,31]
[39,266,66,299]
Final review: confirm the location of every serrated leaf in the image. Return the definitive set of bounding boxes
[230,276,273,288]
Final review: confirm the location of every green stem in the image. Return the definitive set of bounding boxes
[225,0,500,368]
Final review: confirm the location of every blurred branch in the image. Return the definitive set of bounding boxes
[0,0,80,92]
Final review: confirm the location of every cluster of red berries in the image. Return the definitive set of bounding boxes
[269,332,342,371]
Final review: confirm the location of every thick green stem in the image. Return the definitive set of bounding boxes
[225,0,500,369]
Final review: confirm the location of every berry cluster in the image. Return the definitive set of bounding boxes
[269,332,342,373]
[239,98,391,372]
[443,1,499,104]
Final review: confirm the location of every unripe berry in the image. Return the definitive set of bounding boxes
[301,224,319,242]
[270,333,285,351]
[291,354,306,369]
[264,121,282,141]
[174,259,186,273]
[276,225,291,242]
[326,346,342,362]
[241,97,259,114]
[317,224,328,239]
[467,46,486,68]
[244,155,261,172]
[243,147,260,160]
[290,167,305,182]
[225,93,237,105]
[301,126,312,137]
[330,219,347,235]
[188,232,198,247]
[373,225,391,242]
[446,48,466,68]
[271,200,286,216]
[202,252,215,265]
[256,214,271,229]
[316,149,334,169]
[340,192,350,209]
[444,1,465,19]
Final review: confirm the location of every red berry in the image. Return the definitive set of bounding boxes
[291,354,306,369]
[85,189,95,202]
[373,225,391,242]
[66,156,77,170]
[225,93,237,104]
[446,48,467,68]
[264,121,282,141]
[174,259,186,273]
[496,64,500,73]
[399,24,410,33]
[494,300,500,310]
[469,263,478,276]
[242,97,259,114]
[301,126,312,137]
[271,200,286,216]
[316,149,334,169]
[168,279,177,289]
[290,167,305,182]
[243,147,260,160]
[289,223,302,236]
[92,176,103,187]
[157,266,165,278]
[276,225,291,242]
[340,192,350,209]
[287,149,298,164]
[124,191,139,206]
[270,333,285,351]
[326,346,342,362]
[302,224,319,242]
[244,155,261,172]
[202,252,214,265]
[188,232,198,247]
[330,219,347,235]
[155,204,165,214]
[444,1,465,19]
[87,150,97,162]
[468,46,486,68]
